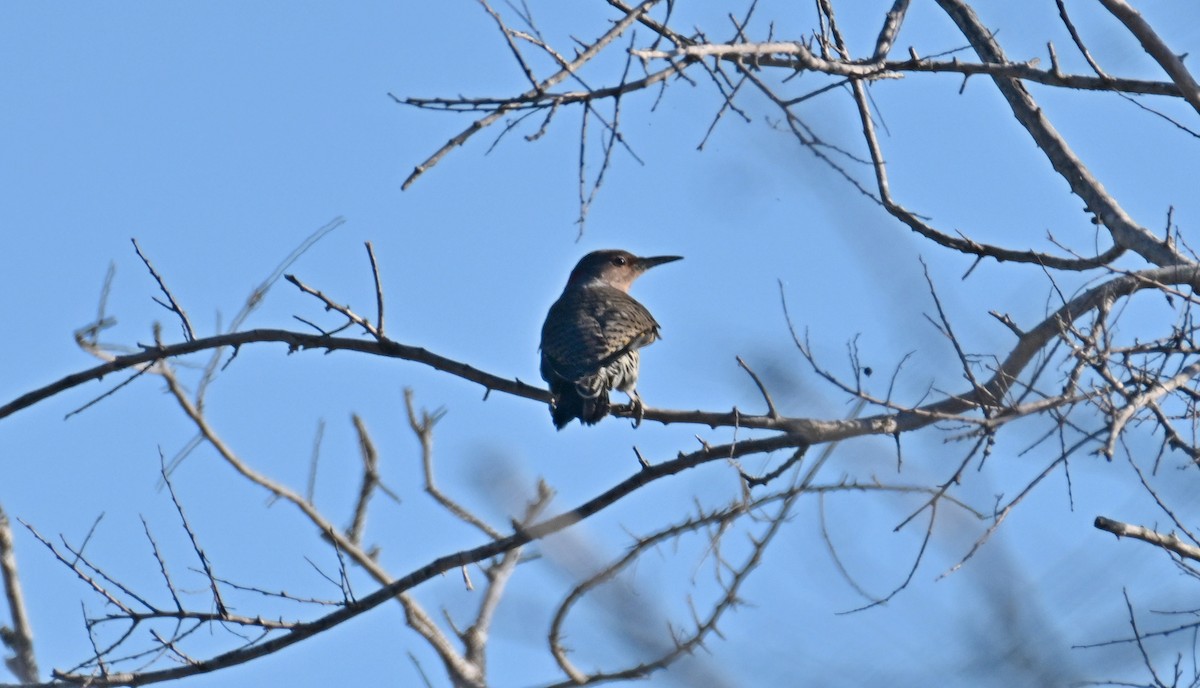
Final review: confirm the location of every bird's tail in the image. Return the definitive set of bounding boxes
[551,384,610,429]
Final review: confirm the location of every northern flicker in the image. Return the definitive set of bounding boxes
[539,250,682,429]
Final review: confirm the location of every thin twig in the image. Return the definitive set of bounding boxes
[364,242,386,338]
[735,355,779,419]
[131,239,195,342]
[158,451,227,617]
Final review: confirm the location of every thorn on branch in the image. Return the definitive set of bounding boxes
[633,446,651,469]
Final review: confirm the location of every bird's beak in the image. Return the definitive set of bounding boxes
[637,255,683,271]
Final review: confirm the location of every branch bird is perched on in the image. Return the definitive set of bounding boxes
[539,250,682,429]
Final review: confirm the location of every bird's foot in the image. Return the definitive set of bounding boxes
[628,394,645,428]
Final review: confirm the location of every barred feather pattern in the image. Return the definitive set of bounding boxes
[540,285,661,428]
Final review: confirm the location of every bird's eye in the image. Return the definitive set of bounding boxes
[612,255,627,266]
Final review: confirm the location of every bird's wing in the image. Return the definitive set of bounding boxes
[540,287,660,381]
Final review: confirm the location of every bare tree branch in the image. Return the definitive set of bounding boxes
[1098,0,1200,116]
[1094,516,1200,562]
[0,504,38,683]
[934,0,1185,268]
[398,0,662,191]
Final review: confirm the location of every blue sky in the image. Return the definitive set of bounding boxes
[4,2,1200,686]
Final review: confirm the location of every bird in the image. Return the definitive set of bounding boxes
[539,249,682,429]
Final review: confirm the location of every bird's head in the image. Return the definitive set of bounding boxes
[566,250,682,292]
